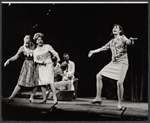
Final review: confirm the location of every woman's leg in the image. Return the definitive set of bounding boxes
[117,81,124,109]
[117,64,127,109]
[29,87,38,102]
[8,85,21,100]
[41,86,47,102]
[92,73,103,102]
[50,83,57,104]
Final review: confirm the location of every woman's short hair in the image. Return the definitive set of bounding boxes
[111,24,124,36]
[63,53,69,58]
[33,33,44,41]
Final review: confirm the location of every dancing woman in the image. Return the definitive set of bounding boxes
[4,35,38,103]
[33,33,60,105]
[88,24,136,110]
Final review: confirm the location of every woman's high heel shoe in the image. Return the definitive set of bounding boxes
[49,101,58,111]
[40,100,47,104]
[29,99,35,103]
[117,104,123,110]
[118,107,123,110]
[91,100,102,104]
[46,90,51,100]
[5,98,14,103]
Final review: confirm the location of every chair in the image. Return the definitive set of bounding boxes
[56,78,79,101]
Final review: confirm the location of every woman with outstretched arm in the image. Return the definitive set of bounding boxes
[88,24,137,110]
[4,35,38,103]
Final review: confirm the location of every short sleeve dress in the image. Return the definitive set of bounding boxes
[99,35,132,82]
[33,44,60,85]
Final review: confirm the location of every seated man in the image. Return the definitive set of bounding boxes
[47,53,78,99]
[57,53,76,90]
[55,62,73,90]
[57,53,79,99]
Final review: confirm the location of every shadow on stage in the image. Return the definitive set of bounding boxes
[2,92,148,121]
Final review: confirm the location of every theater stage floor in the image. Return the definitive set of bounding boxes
[2,92,148,121]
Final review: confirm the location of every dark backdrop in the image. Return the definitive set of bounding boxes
[2,4,148,102]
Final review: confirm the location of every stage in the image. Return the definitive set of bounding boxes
[2,92,148,121]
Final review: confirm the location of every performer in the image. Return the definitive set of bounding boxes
[33,32,60,105]
[54,62,72,91]
[61,53,75,91]
[52,56,63,82]
[47,55,78,100]
[4,35,38,103]
[45,56,62,97]
[88,24,136,110]
[46,59,72,99]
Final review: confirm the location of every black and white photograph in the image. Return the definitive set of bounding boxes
[1,1,148,121]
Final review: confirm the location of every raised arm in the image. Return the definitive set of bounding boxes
[4,46,23,66]
[122,35,136,45]
[88,40,111,57]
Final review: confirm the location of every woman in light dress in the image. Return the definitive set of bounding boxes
[33,33,60,104]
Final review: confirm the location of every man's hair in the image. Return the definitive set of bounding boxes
[63,53,69,57]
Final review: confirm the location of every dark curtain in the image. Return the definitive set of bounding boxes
[126,30,148,102]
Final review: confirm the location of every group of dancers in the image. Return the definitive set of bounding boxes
[4,24,136,110]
